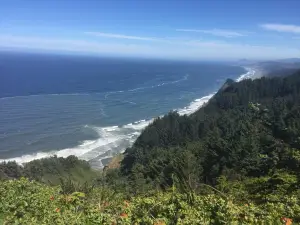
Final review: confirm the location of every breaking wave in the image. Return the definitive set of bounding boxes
[0,68,257,168]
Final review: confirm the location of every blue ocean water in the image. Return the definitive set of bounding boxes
[0,52,247,168]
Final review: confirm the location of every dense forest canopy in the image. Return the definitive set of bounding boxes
[0,155,98,184]
[121,70,300,188]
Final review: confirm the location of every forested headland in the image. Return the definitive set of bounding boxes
[1,70,300,224]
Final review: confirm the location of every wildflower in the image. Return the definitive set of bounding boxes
[50,196,54,201]
[281,217,292,225]
[55,208,60,213]
[120,212,128,218]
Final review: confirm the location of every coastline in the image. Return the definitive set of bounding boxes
[0,66,260,167]
[178,66,259,117]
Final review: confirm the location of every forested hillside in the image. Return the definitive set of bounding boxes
[1,70,300,224]
[0,155,99,184]
[121,70,300,190]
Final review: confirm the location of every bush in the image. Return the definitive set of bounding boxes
[0,178,297,224]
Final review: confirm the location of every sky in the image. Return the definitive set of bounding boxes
[0,0,300,60]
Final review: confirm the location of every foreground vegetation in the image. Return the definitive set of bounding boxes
[0,177,298,224]
[1,70,300,224]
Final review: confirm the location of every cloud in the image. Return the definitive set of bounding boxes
[0,35,159,56]
[84,32,159,41]
[176,29,246,38]
[260,23,300,33]
[0,34,299,60]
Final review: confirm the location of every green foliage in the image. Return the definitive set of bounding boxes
[59,177,95,195]
[121,70,300,188]
[0,155,99,185]
[0,178,298,224]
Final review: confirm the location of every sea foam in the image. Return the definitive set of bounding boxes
[0,68,256,167]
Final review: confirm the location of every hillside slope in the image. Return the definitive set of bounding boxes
[121,70,300,187]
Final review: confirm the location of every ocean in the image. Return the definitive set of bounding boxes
[0,52,254,168]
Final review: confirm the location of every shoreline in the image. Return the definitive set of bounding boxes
[0,66,259,167]
[177,66,259,117]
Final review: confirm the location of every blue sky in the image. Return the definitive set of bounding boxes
[0,0,300,60]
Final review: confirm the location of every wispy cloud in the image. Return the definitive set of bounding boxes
[260,23,300,33]
[0,35,160,56]
[85,32,159,41]
[0,34,299,60]
[176,29,246,38]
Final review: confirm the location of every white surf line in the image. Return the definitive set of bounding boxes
[177,67,256,116]
[103,74,189,99]
[0,69,254,165]
[1,74,190,101]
